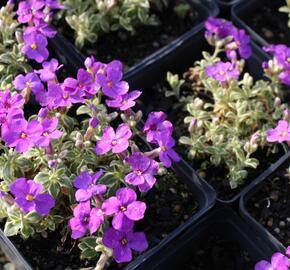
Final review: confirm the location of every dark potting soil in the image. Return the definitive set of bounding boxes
[138,71,286,200]
[5,171,197,270]
[243,0,290,45]
[56,0,201,70]
[183,235,253,270]
[246,160,290,247]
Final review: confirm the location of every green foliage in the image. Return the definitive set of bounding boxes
[167,47,287,189]
[279,0,290,28]
[0,4,31,88]
[58,0,158,48]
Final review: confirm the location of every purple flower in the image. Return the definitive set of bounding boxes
[264,44,290,70]
[73,170,106,202]
[205,16,235,39]
[35,117,63,147]
[24,19,57,38]
[97,60,129,98]
[10,178,55,216]
[227,29,252,59]
[45,83,84,109]
[279,70,290,86]
[95,124,132,155]
[125,152,159,192]
[17,0,45,23]
[143,111,167,143]
[2,117,42,153]
[206,61,240,82]
[0,91,25,114]
[63,68,99,98]
[13,72,44,95]
[157,135,180,168]
[103,228,148,263]
[69,201,104,239]
[102,187,146,232]
[35,58,62,82]
[267,120,290,143]
[106,90,142,111]
[22,32,49,63]
[255,252,290,270]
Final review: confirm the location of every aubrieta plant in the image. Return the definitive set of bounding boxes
[279,0,290,28]
[166,17,288,189]
[58,0,156,48]
[0,0,61,89]
[57,0,190,48]
[255,246,290,270]
[0,4,180,269]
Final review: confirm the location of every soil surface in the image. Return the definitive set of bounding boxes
[184,235,253,270]
[243,0,290,45]
[6,171,197,270]
[56,0,201,70]
[246,160,290,247]
[138,72,286,200]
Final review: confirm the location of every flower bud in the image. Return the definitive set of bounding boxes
[75,140,84,149]
[15,31,23,43]
[89,117,99,128]
[274,97,281,107]
[243,73,253,87]
[283,108,290,121]
[48,160,57,168]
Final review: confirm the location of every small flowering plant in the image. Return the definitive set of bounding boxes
[165,17,289,189]
[0,4,181,264]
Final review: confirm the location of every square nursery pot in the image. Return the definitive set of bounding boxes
[100,26,287,205]
[214,0,243,17]
[0,158,216,270]
[231,0,290,47]
[125,207,280,270]
[48,0,219,77]
[239,150,290,254]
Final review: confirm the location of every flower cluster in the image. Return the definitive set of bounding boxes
[263,44,290,86]
[0,50,179,268]
[165,17,288,188]
[205,16,252,60]
[17,0,63,63]
[255,246,290,270]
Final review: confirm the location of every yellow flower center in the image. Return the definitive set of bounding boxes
[287,57,290,63]
[26,194,34,201]
[111,139,118,146]
[30,43,37,50]
[219,71,225,76]
[135,170,142,176]
[107,81,113,88]
[43,131,49,137]
[161,146,167,151]
[121,238,128,245]
[120,206,126,212]
[281,131,287,137]
[20,132,27,139]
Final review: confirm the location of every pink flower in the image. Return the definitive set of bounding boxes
[95,124,132,155]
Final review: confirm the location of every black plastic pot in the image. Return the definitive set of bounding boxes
[231,0,282,47]
[239,150,290,254]
[215,0,243,18]
[130,28,278,205]
[48,0,219,77]
[0,158,216,270]
[126,207,279,270]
